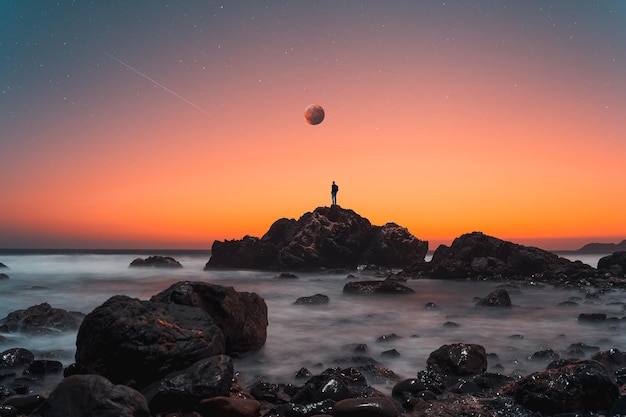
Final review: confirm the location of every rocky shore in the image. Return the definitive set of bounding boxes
[1,206,626,416]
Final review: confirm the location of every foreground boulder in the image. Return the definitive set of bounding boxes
[503,359,619,415]
[75,295,225,387]
[0,303,84,334]
[419,232,595,282]
[141,355,233,414]
[426,343,488,377]
[129,255,182,268]
[206,205,428,270]
[475,288,512,307]
[30,374,150,417]
[75,282,267,389]
[150,281,268,354]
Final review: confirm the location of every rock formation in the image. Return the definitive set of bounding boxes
[598,251,626,277]
[413,231,597,283]
[205,205,428,270]
[75,282,267,388]
[0,302,84,334]
[129,255,183,268]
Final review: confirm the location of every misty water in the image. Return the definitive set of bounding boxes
[0,251,623,394]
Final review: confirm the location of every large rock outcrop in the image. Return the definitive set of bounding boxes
[150,281,268,354]
[206,205,428,270]
[75,282,267,389]
[416,232,596,282]
[503,359,619,415]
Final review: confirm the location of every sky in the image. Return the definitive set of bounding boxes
[2,1,625,251]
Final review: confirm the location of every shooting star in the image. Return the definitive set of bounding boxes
[103,51,209,115]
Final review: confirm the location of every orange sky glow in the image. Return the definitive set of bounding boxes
[2,2,625,251]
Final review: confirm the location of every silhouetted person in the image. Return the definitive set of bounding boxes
[331,181,338,205]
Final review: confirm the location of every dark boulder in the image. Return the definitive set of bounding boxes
[426,343,488,377]
[422,232,595,281]
[290,375,353,404]
[475,288,512,307]
[0,303,84,334]
[343,280,414,295]
[590,348,626,372]
[0,273,8,280]
[578,313,607,323]
[141,355,233,414]
[23,360,63,376]
[598,251,626,277]
[197,396,261,417]
[129,255,182,268]
[0,348,34,369]
[206,206,428,270]
[294,294,330,305]
[502,359,619,415]
[333,397,399,417]
[150,281,268,354]
[3,394,46,416]
[0,262,7,268]
[75,295,225,387]
[29,374,150,417]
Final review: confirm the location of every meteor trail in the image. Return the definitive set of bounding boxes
[103,51,209,115]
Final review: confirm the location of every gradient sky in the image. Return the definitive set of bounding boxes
[2,1,625,250]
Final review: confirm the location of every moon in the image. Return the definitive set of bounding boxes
[304,104,325,125]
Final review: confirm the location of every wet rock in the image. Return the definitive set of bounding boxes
[381,349,400,358]
[3,394,46,416]
[29,374,149,417]
[75,295,225,388]
[503,359,619,415]
[598,251,626,277]
[423,231,596,282]
[344,357,401,384]
[294,294,329,305]
[129,255,182,268]
[277,272,298,279]
[567,342,599,356]
[0,303,84,334]
[248,381,289,404]
[196,396,261,417]
[141,355,233,414]
[424,302,438,310]
[273,399,335,417]
[333,397,399,417]
[578,313,607,323]
[343,280,414,295]
[392,379,427,398]
[591,348,626,372]
[150,281,267,354]
[0,273,8,280]
[291,375,352,404]
[206,206,428,270]
[0,262,7,268]
[0,348,34,369]
[558,300,579,307]
[471,372,513,391]
[527,348,560,362]
[475,288,512,307]
[23,360,63,376]
[426,343,488,377]
[376,333,401,343]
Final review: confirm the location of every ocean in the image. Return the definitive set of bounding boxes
[0,250,622,395]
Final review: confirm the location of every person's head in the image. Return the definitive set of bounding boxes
[332,181,335,184]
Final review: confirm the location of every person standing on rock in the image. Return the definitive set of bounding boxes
[331,181,339,205]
